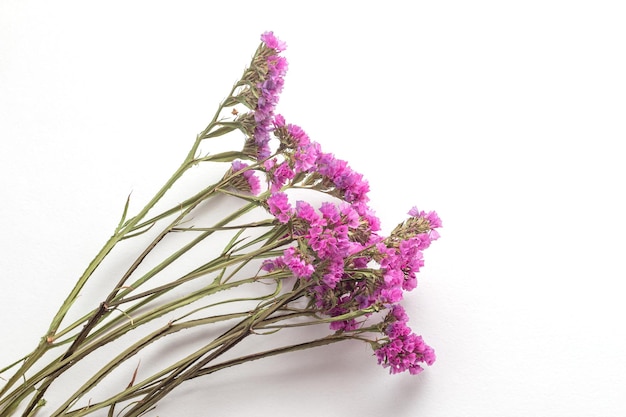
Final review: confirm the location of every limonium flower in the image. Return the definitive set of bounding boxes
[260,115,441,374]
[252,32,288,159]
[0,32,441,417]
[376,305,436,375]
[260,31,287,52]
[229,160,261,195]
[266,192,293,223]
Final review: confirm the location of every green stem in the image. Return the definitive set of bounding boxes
[2,270,283,416]
[111,235,291,308]
[49,310,253,416]
[8,105,247,417]
[60,325,250,417]
[192,333,351,378]
[110,200,264,306]
[122,285,310,416]
[66,334,352,417]
[3,216,287,414]
[1,42,279,416]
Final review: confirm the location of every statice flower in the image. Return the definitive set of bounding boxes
[266,192,293,223]
[314,152,370,203]
[280,247,314,278]
[0,32,444,417]
[260,31,287,52]
[249,50,440,377]
[375,306,436,375]
[229,160,261,195]
[272,116,320,174]
[294,200,322,226]
[261,158,441,375]
[264,159,295,192]
[251,33,288,159]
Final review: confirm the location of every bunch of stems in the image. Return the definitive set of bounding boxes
[0,33,439,417]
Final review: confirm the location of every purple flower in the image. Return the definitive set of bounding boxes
[380,287,404,304]
[409,206,443,230]
[251,34,289,159]
[408,206,420,217]
[321,258,344,289]
[308,224,350,260]
[271,116,319,174]
[230,160,261,195]
[261,31,287,52]
[339,203,360,228]
[375,312,436,375]
[286,123,310,147]
[261,257,285,272]
[273,114,286,128]
[234,161,261,193]
[282,247,314,278]
[315,152,370,203]
[390,304,409,323]
[267,192,293,223]
[269,161,295,192]
[295,201,322,226]
[293,142,320,174]
[384,269,404,287]
[329,318,359,332]
[263,157,277,172]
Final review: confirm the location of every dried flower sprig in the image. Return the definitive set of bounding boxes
[0,32,440,417]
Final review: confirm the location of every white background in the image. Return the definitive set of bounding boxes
[2,1,626,416]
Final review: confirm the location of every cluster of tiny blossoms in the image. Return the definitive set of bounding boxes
[251,32,287,159]
[376,305,436,375]
[227,32,441,375]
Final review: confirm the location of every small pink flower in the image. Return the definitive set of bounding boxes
[267,192,293,223]
[231,160,261,195]
[375,314,436,375]
[270,162,295,192]
[273,114,286,128]
[283,247,314,278]
[261,31,287,52]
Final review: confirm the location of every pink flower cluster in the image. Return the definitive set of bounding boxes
[251,32,440,375]
[230,160,261,195]
[260,31,287,52]
[263,157,295,193]
[273,114,321,174]
[375,305,436,375]
[259,117,441,375]
[254,32,288,159]
[261,246,314,279]
[267,192,293,223]
[315,152,370,204]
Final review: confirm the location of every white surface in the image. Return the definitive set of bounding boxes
[2,1,626,416]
